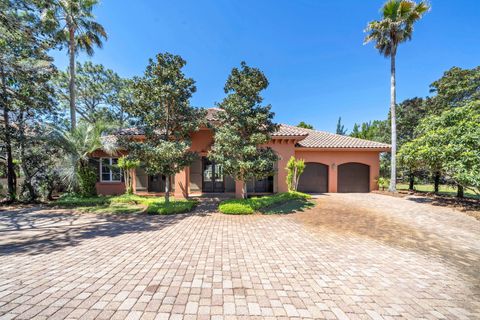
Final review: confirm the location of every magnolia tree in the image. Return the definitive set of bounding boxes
[124,53,204,203]
[209,62,278,199]
[286,157,305,192]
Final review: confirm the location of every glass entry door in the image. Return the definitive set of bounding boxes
[202,157,224,193]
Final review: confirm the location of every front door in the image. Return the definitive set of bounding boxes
[202,157,224,193]
[148,175,165,192]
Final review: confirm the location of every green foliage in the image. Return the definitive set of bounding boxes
[44,0,108,56]
[209,62,279,199]
[364,0,430,57]
[43,0,107,130]
[365,0,430,192]
[395,97,428,146]
[50,121,109,191]
[398,102,480,192]
[429,66,480,113]
[124,52,205,203]
[336,117,347,135]
[146,201,196,215]
[54,62,130,125]
[396,184,480,199]
[56,193,109,207]
[117,156,140,194]
[219,192,311,215]
[297,121,314,129]
[55,194,196,214]
[286,157,305,191]
[77,165,97,197]
[1,0,58,202]
[350,120,389,142]
[377,177,389,191]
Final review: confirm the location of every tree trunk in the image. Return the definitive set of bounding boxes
[456,184,464,198]
[433,172,440,194]
[165,175,170,204]
[408,172,414,191]
[0,64,16,201]
[69,28,76,131]
[388,50,397,192]
[242,181,247,199]
[18,109,36,202]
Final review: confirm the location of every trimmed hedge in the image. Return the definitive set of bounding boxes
[55,194,196,215]
[219,191,311,215]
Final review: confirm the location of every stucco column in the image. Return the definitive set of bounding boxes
[370,159,380,191]
[275,143,295,193]
[235,180,244,199]
[328,163,337,193]
[174,167,190,199]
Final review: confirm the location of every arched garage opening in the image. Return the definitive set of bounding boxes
[297,162,328,193]
[337,163,370,193]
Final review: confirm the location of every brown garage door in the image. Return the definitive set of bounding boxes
[297,163,328,193]
[337,163,370,193]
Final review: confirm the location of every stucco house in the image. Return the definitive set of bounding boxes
[91,108,390,198]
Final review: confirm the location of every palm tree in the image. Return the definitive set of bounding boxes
[50,121,117,191]
[364,0,429,192]
[44,0,107,131]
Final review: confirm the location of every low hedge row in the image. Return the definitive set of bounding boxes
[219,191,311,215]
[55,193,197,215]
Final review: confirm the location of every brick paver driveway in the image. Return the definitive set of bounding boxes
[0,194,479,320]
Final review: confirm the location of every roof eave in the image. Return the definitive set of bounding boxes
[294,147,391,152]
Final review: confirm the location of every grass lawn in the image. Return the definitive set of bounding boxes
[219,192,314,215]
[54,194,197,215]
[396,184,480,199]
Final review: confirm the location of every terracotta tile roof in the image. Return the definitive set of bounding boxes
[277,124,390,149]
[100,109,390,150]
[272,125,309,137]
[206,108,222,121]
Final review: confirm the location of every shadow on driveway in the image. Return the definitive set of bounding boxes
[0,206,190,256]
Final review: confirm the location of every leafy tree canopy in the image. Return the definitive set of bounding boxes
[398,102,480,192]
[350,120,389,143]
[124,53,205,202]
[297,121,314,129]
[209,62,278,198]
[429,66,480,113]
[1,0,58,201]
[54,61,130,126]
[395,97,428,146]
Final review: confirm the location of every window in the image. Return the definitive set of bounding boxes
[100,158,121,182]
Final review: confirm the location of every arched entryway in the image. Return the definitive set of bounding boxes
[337,162,370,193]
[297,162,328,193]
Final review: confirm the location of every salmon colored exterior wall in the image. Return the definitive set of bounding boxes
[96,182,126,195]
[91,128,385,197]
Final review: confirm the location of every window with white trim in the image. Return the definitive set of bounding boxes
[100,158,122,182]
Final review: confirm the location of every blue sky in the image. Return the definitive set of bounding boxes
[51,0,480,133]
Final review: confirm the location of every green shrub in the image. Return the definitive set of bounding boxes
[377,177,389,191]
[219,202,255,215]
[55,194,109,207]
[109,194,147,205]
[77,166,97,197]
[146,200,196,215]
[55,193,196,215]
[219,192,311,214]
